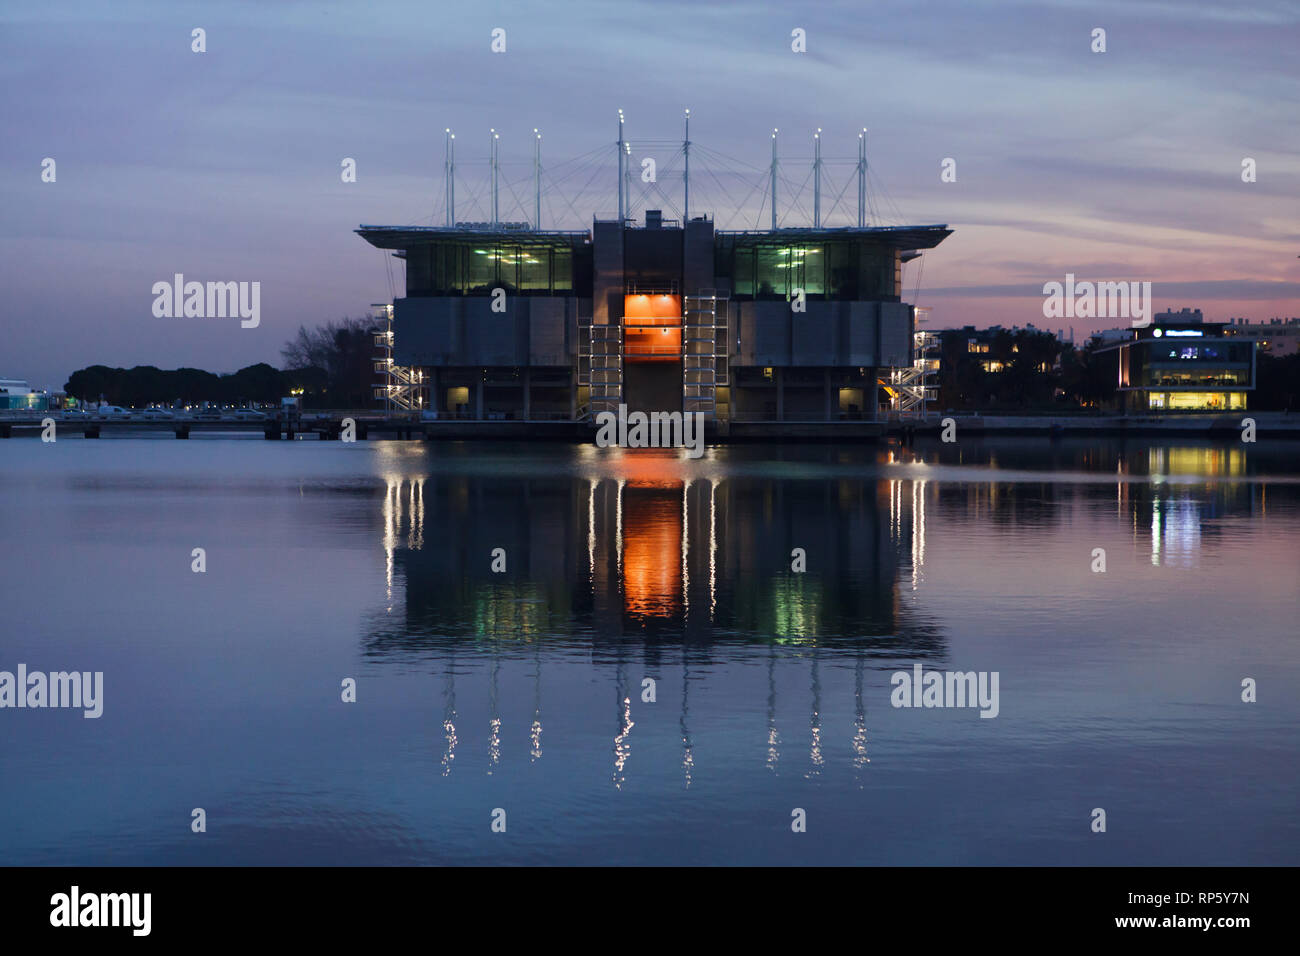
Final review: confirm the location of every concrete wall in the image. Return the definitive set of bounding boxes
[733,300,914,367]
[393,296,585,367]
[592,221,623,326]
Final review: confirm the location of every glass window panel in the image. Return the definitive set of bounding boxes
[733,247,754,297]
[552,246,573,293]
[827,241,856,298]
[796,245,824,295]
[494,244,519,291]
[520,246,548,291]
[466,245,494,292]
[407,246,432,295]
[756,247,787,298]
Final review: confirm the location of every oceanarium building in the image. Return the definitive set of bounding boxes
[357,163,951,428]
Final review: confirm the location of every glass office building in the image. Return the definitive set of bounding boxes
[1114,322,1256,412]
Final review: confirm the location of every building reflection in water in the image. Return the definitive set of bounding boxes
[367,446,949,785]
[895,438,1274,575]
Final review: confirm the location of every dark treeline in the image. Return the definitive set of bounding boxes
[63,317,377,408]
[936,329,1117,411]
[63,363,326,407]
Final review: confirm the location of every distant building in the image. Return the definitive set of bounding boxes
[1154,307,1204,326]
[1225,316,1300,357]
[0,379,49,411]
[1095,311,1256,412]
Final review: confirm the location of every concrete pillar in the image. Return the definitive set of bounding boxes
[523,367,531,421]
[776,368,784,422]
[476,377,485,420]
[824,369,833,421]
[869,378,879,422]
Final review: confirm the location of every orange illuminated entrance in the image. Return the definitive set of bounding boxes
[624,294,681,362]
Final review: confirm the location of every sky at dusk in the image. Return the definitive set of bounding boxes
[2,0,1297,390]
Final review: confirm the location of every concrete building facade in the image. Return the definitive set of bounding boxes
[357,213,951,424]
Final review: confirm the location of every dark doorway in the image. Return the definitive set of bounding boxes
[624,361,682,415]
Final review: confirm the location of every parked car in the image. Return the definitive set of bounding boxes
[194,407,222,422]
[60,408,91,420]
[136,408,175,421]
[94,405,131,420]
[231,409,267,422]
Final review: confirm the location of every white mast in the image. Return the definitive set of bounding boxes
[857,129,867,228]
[490,129,499,226]
[683,108,691,221]
[534,128,541,230]
[770,129,778,231]
[813,128,822,228]
[617,110,625,222]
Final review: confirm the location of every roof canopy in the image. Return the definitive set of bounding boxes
[716,225,952,250]
[358,223,952,251]
[357,225,591,250]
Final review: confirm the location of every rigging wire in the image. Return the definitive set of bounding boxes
[409,134,920,232]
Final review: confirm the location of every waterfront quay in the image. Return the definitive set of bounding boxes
[2,410,1298,441]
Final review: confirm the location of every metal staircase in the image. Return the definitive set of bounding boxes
[683,291,728,418]
[579,320,623,417]
[372,304,423,412]
[887,327,939,420]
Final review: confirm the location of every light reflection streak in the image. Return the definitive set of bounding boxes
[531,641,543,763]
[806,656,823,779]
[681,651,694,788]
[766,649,780,773]
[488,655,501,773]
[613,665,634,790]
[682,479,691,618]
[587,478,597,587]
[709,479,717,620]
[911,478,927,590]
[441,668,457,777]
[616,478,624,578]
[853,653,869,775]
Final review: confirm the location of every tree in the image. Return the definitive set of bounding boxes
[281,316,377,407]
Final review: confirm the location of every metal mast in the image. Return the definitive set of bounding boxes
[624,141,632,223]
[617,110,625,222]
[534,128,542,230]
[683,108,691,221]
[444,129,452,227]
[490,129,499,226]
[857,128,867,228]
[813,128,822,228]
[770,129,778,231]
[445,129,456,227]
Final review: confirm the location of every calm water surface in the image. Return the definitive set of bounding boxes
[1,436,1297,865]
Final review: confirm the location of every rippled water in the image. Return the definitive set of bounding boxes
[1,436,1297,865]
